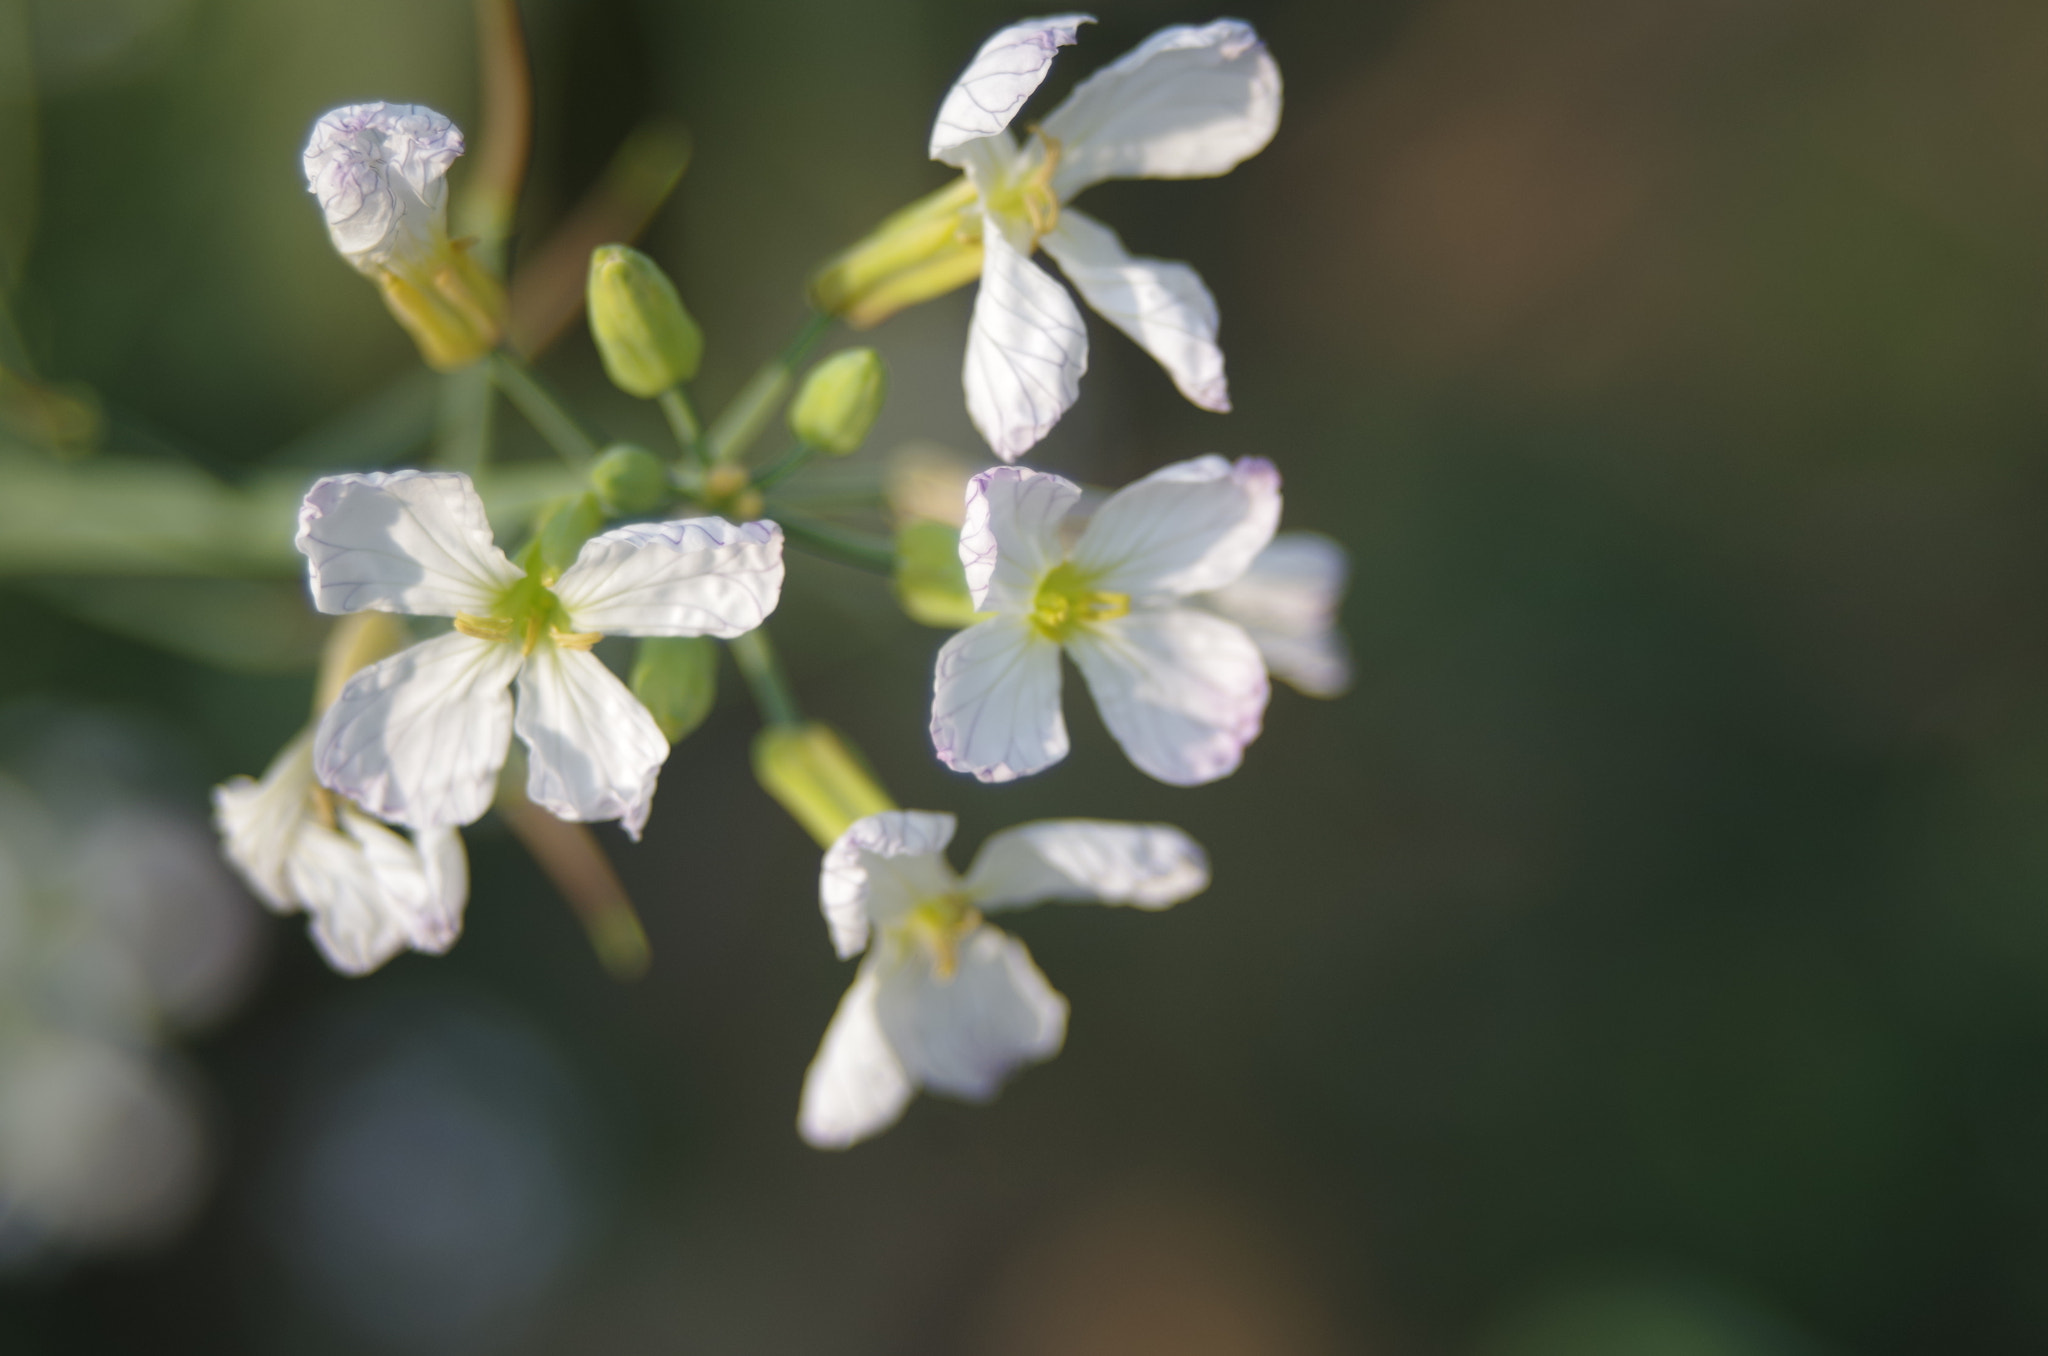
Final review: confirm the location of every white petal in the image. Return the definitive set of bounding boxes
[820,811,961,960]
[326,807,468,961]
[930,616,1068,783]
[963,820,1209,912]
[314,632,522,830]
[282,823,413,976]
[1041,20,1281,200]
[930,14,1095,161]
[798,963,915,1150]
[296,471,521,617]
[963,219,1089,462]
[1199,532,1352,697]
[1067,606,1268,786]
[1040,209,1228,412]
[875,926,1067,1101]
[411,826,470,953]
[514,644,672,840]
[1069,455,1280,600]
[553,518,785,638]
[960,466,1082,612]
[303,102,463,274]
[212,732,317,911]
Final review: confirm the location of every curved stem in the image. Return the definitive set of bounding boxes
[751,440,815,492]
[657,386,702,464]
[702,311,835,465]
[770,506,895,574]
[490,350,599,467]
[728,626,802,727]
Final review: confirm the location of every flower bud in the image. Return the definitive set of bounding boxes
[590,442,670,514]
[893,520,980,628]
[752,722,896,847]
[789,348,887,455]
[529,492,605,580]
[587,244,703,398]
[630,637,718,743]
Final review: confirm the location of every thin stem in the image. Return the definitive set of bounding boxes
[770,506,896,574]
[702,311,836,465]
[490,351,599,467]
[728,627,802,727]
[498,781,651,982]
[657,387,703,464]
[750,440,815,492]
[781,310,834,369]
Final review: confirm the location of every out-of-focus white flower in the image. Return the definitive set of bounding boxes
[214,732,465,977]
[816,18,1282,460]
[931,455,1279,785]
[1194,532,1352,698]
[799,810,1206,1148]
[298,471,784,838]
[302,103,504,370]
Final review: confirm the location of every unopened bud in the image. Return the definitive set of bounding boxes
[631,637,718,743]
[587,244,703,398]
[591,442,670,514]
[529,492,605,580]
[789,348,887,455]
[752,722,896,847]
[893,520,981,628]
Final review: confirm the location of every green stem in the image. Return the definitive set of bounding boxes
[751,440,816,492]
[490,351,599,467]
[657,386,702,464]
[728,627,802,726]
[770,506,896,574]
[702,311,835,465]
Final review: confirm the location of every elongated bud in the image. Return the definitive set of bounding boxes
[752,722,895,848]
[590,442,670,514]
[789,348,887,455]
[631,637,718,743]
[529,492,604,579]
[893,520,980,628]
[810,176,983,327]
[587,244,702,397]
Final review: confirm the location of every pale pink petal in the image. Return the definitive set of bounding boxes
[874,926,1067,1101]
[930,15,1095,161]
[296,471,521,617]
[1041,209,1228,411]
[820,811,960,961]
[963,820,1208,912]
[799,964,915,1149]
[1066,606,1268,785]
[963,220,1089,462]
[514,644,672,840]
[959,466,1082,612]
[1068,455,1279,600]
[1198,532,1352,697]
[552,518,784,638]
[930,616,1068,783]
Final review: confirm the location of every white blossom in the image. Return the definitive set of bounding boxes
[213,731,466,977]
[799,810,1207,1148]
[1195,531,1352,698]
[296,470,784,838]
[302,102,466,280]
[933,17,1282,459]
[930,455,1279,785]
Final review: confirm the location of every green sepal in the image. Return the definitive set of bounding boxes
[631,636,719,743]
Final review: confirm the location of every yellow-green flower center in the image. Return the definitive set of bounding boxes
[455,565,600,655]
[1030,561,1130,642]
[982,131,1064,245]
[901,892,982,980]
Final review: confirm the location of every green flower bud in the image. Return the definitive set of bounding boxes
[529,491,605,580]
[892,519,981,629]
[590,442,671,514]
[752,722,896,847]
[587,244,703,398]
[630,637,718,743]
[788,348,887,455]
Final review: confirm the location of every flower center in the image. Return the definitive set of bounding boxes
[1030,561,1130,642]
[983,130,1064,246]
[455,567,600,655]
[900,892,982,981]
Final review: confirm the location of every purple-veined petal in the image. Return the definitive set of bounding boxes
[1041,20,1281,200]
[552,518,785,638]
[930,616,1068,783]
[960,466,1082,612]
[1041,209,1228,412]
[930,15,1095,161]
[313,631,522,830]
[1068,455,1279,600]
[514,643,671,841]
[283,823,413,977]
[302,102,465,273]
[296,471,521,618]
[874,926,1067,1101]
[1066,606,1268,786]
[820,811,960,961]
[963,219,1089,462]
[799,963,916,1149]
[963,820,1209,913]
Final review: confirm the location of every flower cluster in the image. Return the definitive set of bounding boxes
[215,15,1345,1149]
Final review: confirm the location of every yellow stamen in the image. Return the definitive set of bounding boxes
[455,613,512,642]
[904,894,982,980]
[551,629,603,651]
[1030,561,1130,642]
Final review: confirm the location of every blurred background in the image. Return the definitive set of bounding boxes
[5,0,2048,1351]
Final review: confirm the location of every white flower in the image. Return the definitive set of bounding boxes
[302,102,466,279]
[932,16,1281,459]
[798,810,1207,1148]
[213,731,466,977]
[296,470,784,838]
[930,455,1279,785]
[1195,532,1352,698]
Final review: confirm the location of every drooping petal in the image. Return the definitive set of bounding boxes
[333,807,468,958]
[1066,606,1268,786]
[212,732,318,911]
[411,826,470,954]
[930,15,1095,161]
[1040,209,1228,412]
[874,926,1067,1101]
[962,219,1089,462]
[1068,455,1280,600]
[1198,531,1352,697]
[552,518,785,638]
[799,963,916,1150]
[314,632,523,830]
[930,616,1068,783]
[1040,20,1281,200]
[281,823,413,977]
[960,466,1082,612]
[302,103,465,274]
[963,820,1209,913]
[514,644,671,841]
[820,811,961,960]
[296,471,522,618]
